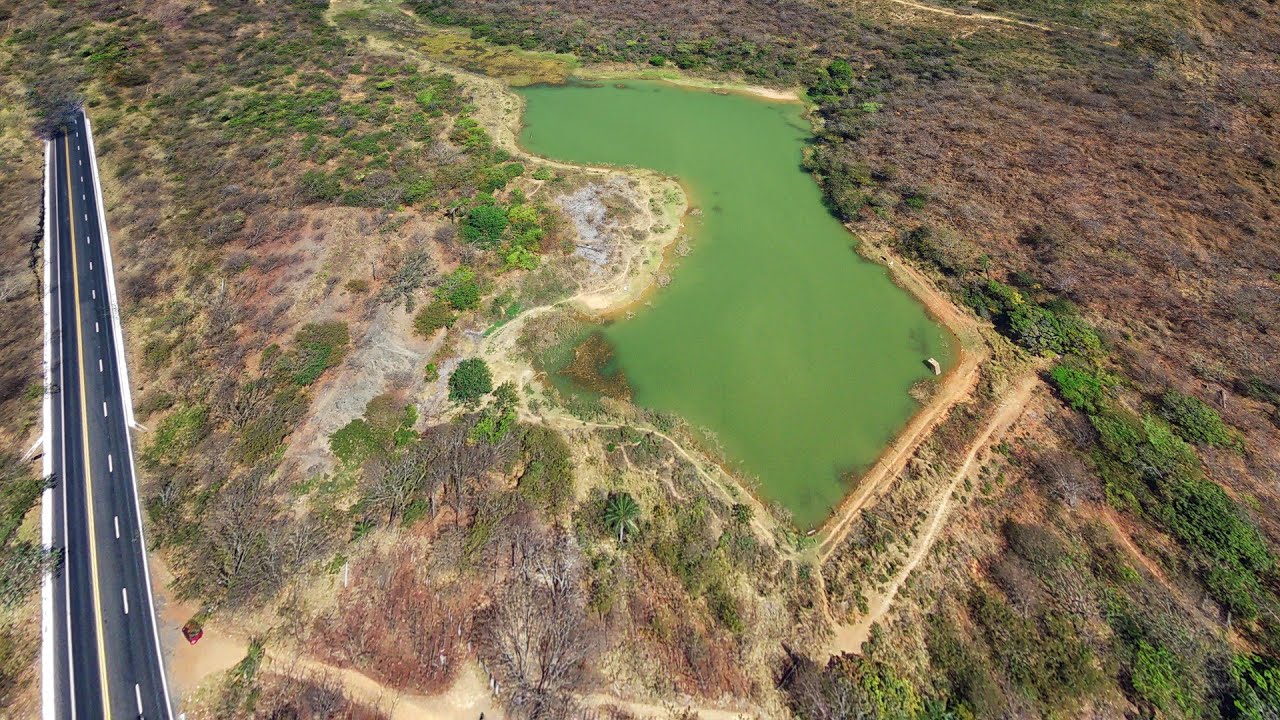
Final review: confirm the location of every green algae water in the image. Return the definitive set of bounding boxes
[519,80,954,528]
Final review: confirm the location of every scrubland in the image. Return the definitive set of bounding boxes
[0,0,1277,716]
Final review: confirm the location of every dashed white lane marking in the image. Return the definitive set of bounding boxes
[78,159,81,166]
[95,321,99,332]
[108,454,113,472]
[83,214,87,222]
[81,194,85,201]
[102,402,108,417]
[121,588,129,615]
[99,359,103,372]
[89,261,93,270]
[114,516,120,539]
[91,289,95,300]
[135,684,143,713]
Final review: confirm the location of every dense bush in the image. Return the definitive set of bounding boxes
[968,281,1103,358]
[1048,360,1115,414]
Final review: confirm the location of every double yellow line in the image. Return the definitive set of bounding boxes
[63,132,114,717]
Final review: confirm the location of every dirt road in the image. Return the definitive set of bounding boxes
[825,372,1041,656]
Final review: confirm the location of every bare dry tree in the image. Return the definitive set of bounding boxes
[479,528,599,719]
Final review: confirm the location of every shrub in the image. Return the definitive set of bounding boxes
[300,170,341,202]
[290,321,350,386]
[469,383,518,444]
[144,405,208,467]
[329,419,382,465]
[1229,654,1280,720]
[517,425,574,516]
[135,389,175,419]
[1131,641,1197,716]
[708,583,745,634]
[1158,390,1239,449]
[461,204,508,247]
[438,267,480,310]
[1049,361,1113,414]
[238,389,307,463]
[413,299,456,337]
[448,358,492,405]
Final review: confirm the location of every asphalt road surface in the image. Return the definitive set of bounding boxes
[46,110,172,720]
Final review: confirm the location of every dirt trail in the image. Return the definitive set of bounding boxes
[534,412,780,543]
[825,372,1041,656]
[579,692,753,719]
[882,0,1054,30]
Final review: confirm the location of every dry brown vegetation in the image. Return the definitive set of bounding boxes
[408,0,1280,713]
[2,0,1279,715]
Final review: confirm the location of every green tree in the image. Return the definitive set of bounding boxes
[603,492,641,543]
[448,358,493,405]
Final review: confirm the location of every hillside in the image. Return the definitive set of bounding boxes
[0,0,1277,717]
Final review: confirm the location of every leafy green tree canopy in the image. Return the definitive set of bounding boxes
[448,358,493,405]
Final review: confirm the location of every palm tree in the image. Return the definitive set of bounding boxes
[603,492,641,544]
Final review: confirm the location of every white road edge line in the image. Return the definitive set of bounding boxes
[121,588,128,615]
[85,111,176,716]
[39,137,55,720]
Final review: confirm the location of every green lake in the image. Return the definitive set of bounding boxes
[518,79,955,529]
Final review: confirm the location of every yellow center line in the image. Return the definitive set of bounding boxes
[64,132,114,718]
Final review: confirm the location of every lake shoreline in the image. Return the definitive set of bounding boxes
[377,18,984,531]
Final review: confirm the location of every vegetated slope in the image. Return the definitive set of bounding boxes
[1,1,817,717]
[411,0,1280,716]
[0,37,60,713]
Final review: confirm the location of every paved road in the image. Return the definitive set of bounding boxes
[45,110,172,719]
